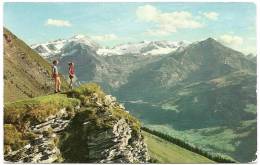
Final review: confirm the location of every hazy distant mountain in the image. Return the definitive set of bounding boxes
[116,38,256,101]
[246,53,257,62]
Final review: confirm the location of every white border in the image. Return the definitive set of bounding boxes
[0,0,259,165]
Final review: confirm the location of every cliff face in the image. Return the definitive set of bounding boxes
[4,83,150,163]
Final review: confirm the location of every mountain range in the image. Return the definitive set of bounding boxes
[31,35,188,57]
[32,34,257,162]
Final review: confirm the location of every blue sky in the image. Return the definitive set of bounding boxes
[4,2,256,54]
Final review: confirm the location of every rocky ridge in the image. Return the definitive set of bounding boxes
[4,83,150,163]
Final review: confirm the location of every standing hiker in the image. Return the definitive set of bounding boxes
[52,60,61,93]
[4,33,13,47]
[68,62,75,89]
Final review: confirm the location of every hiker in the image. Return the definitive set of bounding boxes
[68,62,75,89]
[4,33,12,47]
[52,60,61,93]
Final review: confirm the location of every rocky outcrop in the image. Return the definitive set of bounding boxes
[84,118,149,163]
[4,107,73,163]
[4,83,150,163]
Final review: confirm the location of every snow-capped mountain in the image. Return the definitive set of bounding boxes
[31,35,100,58]
[32,35,189,58]
[96,40,189,56]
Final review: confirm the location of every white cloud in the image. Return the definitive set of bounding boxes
[218,34,243,46]
[91,34,119,42]
[203,12,219,20]
[218,35,256,54]
[136,5,203,36]
[45,19,72,27]
[136,5,160,22]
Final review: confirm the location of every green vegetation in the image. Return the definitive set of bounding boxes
[142,131,215,163]
[4,93,80,153]
[68,83,105,98]
[142,127,236,163]
[4,124,28,153]
[5,94,80,125]
[111,107,141,133]
[143,121,256,163]
[66,83,141,132]
[244,104,256,115]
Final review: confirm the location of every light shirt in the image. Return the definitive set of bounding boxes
[52,65,58,74]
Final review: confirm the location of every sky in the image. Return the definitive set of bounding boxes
[4,2,256,54]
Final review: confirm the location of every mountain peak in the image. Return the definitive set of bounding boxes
[203,37,220,44]
[195,37,224,48]
[205,37,215,41]
[69,34,99,48]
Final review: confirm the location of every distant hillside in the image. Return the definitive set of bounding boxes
[142,131,215,163]
[3,28,68,102]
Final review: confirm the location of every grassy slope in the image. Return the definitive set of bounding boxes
[4,28,69,102]
[142,131,215,163]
